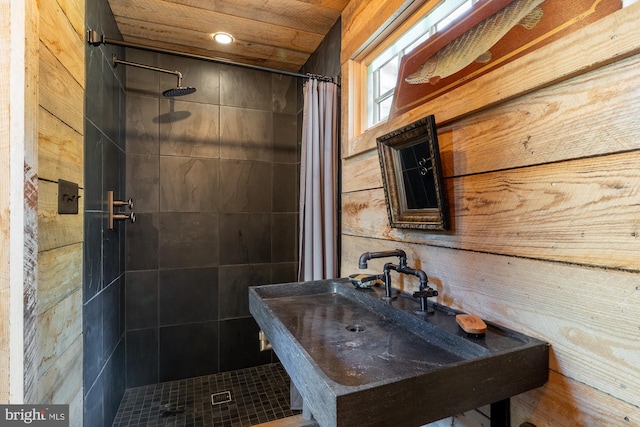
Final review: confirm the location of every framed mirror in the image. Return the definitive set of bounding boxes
[377,115,449,230]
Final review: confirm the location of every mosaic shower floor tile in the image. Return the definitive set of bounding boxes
[112,363,299,427]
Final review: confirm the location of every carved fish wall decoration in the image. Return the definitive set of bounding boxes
[406,0,545,85]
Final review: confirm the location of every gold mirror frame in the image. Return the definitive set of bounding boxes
[377,115,449,230]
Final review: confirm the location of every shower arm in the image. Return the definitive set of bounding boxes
[112,54,183,88]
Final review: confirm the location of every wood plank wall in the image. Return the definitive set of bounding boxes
[37,0,85,420]
[1,0,39,404]
[23,0,40,405]
[341,2,640,425]
[0,0,15,403]
[0,3,11,403]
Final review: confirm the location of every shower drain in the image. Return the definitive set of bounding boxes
[346,324,366,332]
[211,391,232,405]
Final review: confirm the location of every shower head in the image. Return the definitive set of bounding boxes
[163,72,197,97]
[163,86,197,97]
[112,55,197,97]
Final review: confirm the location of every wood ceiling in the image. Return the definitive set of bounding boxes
[107,0,349,72]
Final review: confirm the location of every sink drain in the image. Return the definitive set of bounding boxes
[346,324,366,332]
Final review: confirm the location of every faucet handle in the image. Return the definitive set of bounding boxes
[348,273,383,289]
[413,287,438,298]
[413,286,438,315]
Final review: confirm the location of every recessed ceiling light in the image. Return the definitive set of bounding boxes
[212,32,234,44]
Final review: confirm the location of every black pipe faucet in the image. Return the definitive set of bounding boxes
[358,250,438,311]
[358,249,407,269]
[358,250,407,300]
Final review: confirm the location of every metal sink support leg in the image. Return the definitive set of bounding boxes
[490,399,510,427]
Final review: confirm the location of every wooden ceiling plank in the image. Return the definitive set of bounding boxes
[166,0,341,34]
[123,35,307,72]
[116,17,311,61]
[106,0,350,73]
[116,17,310,71]
[108,0,323,53]
[292,0,351,11]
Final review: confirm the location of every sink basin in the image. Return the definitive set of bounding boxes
[249,279,548,427]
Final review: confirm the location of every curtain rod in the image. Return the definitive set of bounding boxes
[87,30,335,83]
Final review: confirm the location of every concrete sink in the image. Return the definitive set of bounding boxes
[249,279,548,427]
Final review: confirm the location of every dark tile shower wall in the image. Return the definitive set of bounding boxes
[300,17,342,80]
[84,0,127,426]
[124,49,299,387]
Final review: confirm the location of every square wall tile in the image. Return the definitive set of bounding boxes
[159,101,220,158]
[218,264,271,319]
[218,214,271,265]
[220,107,273,161]
[219,160,272,213]
[220,66,272,111]
[159,321,218,382]
[159,156,219,212]
[159,267,218,326]
[158,212,219,268]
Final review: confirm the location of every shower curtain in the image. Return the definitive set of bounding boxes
[298,78,339,281]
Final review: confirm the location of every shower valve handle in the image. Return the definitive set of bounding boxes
[112,212,136,224]
[108,191,136,229]
[112,197,134,209]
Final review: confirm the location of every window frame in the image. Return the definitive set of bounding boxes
[364,0,480,129]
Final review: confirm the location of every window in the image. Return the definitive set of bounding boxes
[366,0,480,128]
